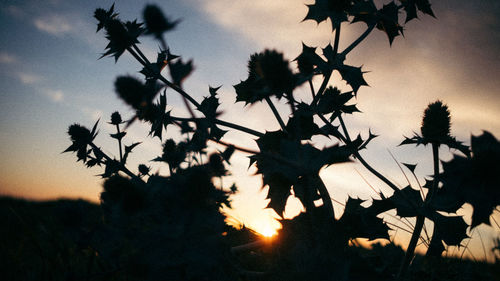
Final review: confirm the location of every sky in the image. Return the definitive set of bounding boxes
[0,0,499,261]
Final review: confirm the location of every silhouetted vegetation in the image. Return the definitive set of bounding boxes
[57,0,500,280]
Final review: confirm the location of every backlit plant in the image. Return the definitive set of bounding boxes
[65,1,499,280]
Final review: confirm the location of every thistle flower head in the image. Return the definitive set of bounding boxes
[248,49,294,96]
[421,100,451,143]
[68,124,92,144]
[114,76,146,109]
[110,111,123,125]
[143,5,179,38]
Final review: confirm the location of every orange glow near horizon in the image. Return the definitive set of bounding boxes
[258,226,277,238]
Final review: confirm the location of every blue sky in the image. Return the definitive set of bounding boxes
[0,0,499,260]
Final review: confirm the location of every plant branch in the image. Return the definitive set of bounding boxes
[265,97,287,131]
[170,116,264,137]
[89,142,143,182]
[308,79,316,100]
[314,175,335,218]
[340,24,376,57]
[115,124,123,163]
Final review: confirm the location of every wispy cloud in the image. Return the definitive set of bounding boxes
[45,89,64,103]
[0,52,17,64]
[3,5,26,19]
[17,72,42,84]
[34,14,72,36]
[197,0,335,55]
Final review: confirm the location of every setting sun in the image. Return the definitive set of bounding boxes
[251,219,280,238]
[258,227,277,238]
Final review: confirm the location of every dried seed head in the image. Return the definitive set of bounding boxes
[421,100,451,143]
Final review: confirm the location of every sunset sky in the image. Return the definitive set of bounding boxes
[0,0,499,261]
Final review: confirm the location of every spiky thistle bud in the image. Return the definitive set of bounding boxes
[68,124,92,144]
[421,100,451,143]
[110,111,122,125]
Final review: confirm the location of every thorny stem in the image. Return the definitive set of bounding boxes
[115,124,123,163]
[265,97,287,132]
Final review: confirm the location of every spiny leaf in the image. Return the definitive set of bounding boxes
[401,0,435,22]
[337,64,368,94]
[169,58,193,86]
[123,142,141,164]
[402,163,417,173]
[219,145,235,164]
[359,129,378,150]
[350,0,378,26]
[285,103,322,140]
[339,197,390,240]
[431,214,468,246]
[390,186,422,217]
[198,92,220,120]
[265,174,292,217]
[294,43,325,75]
[376,2,403,45]
[303,0,350,31]
[110,131,126,140]
[209,85,222,96]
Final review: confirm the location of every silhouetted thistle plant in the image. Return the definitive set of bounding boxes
[64,1,500,280]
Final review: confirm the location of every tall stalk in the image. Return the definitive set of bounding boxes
[398,143,440,278]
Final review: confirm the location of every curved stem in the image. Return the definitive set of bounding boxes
[314,175,335,218]
[265,97,287,131]
[398,143,440,278]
